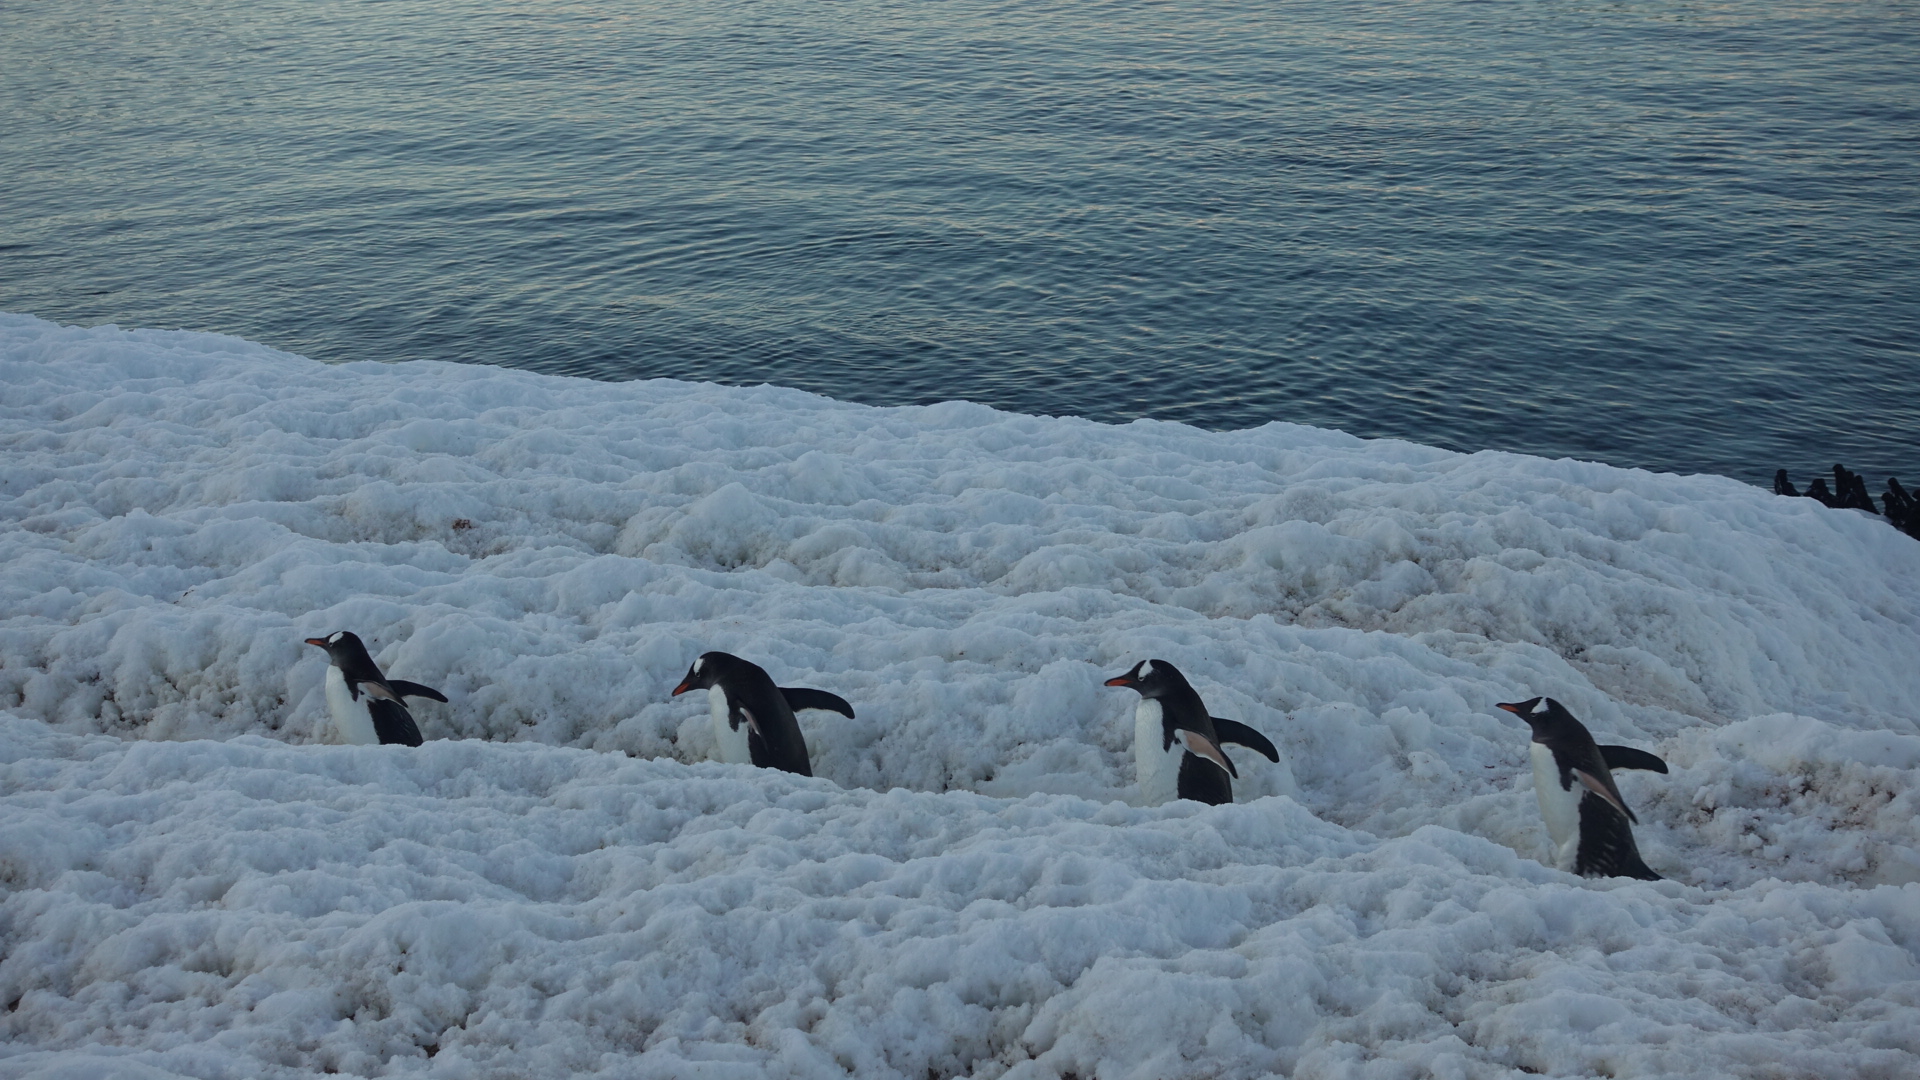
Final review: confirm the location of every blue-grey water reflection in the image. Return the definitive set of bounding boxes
[3,0,1915,485]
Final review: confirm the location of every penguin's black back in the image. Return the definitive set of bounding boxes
[719,658,812,776]
[1532,700,1637,825]
[1575,792,1661,880]
[1152,669,1234,805]
[1156,684,1214,749]
[1176,749,1233,806]
[367,699,425,747]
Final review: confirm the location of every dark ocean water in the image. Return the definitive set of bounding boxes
[4,0,1916,487]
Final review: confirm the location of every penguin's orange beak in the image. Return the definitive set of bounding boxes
[671,679,693,696]
[303,637,328,648]
[1104,675,1132,687]
[1495,702,1522,714]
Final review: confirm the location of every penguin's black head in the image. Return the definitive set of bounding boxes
[1497,696,1586,741]
[1104,659,1183,698]
[672,651,741,696]
[304,630,371,668]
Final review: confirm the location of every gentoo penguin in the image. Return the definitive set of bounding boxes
[1105,659,1280,806]
[671,651,854,776]
[304,631,447,746]
[1497,696,1667,880]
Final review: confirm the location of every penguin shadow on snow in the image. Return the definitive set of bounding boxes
[671,651,855,777]
[304,631,448,747]
[1105,659,1282,807]
[1498,696,1668,881]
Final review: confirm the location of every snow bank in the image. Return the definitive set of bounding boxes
[2,313,1917,1077]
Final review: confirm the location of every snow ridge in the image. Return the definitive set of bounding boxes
[2,313,1917,1078]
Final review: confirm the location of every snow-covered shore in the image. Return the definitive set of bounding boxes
[3,312,1917,1078]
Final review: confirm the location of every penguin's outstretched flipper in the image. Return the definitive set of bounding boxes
[1575,793,1661,880]
[388,680,449,703]
[367,699,425,747]
[780,687,855,718]
[1211,718,1280,762]
[1598,745,1668,773]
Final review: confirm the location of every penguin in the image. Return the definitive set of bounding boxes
[671,651,854,776]
[1497,696,1667,880]
[1105,659,1281,806]
[303,631,447,746]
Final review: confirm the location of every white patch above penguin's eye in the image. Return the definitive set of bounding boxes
[1138,660,1154,678]
[328,631,345,644]
[691,657,705,674]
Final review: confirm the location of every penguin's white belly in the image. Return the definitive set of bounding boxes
[1531,742,1581,870]
[324,666,380,746]
[710,686,750,764]
[1134,700,1184,807]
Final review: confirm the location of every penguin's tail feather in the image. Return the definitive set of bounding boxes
[388,680,449,703]
[1622,855,1663,881]
[1211,718,1280,762]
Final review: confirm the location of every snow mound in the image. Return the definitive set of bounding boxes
[2,313,1918,1077]
[4,720,1918,1080]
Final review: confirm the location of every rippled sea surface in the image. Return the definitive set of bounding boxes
[4,0,1916,485]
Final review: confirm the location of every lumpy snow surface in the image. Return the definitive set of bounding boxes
[2,313,1917,1078]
